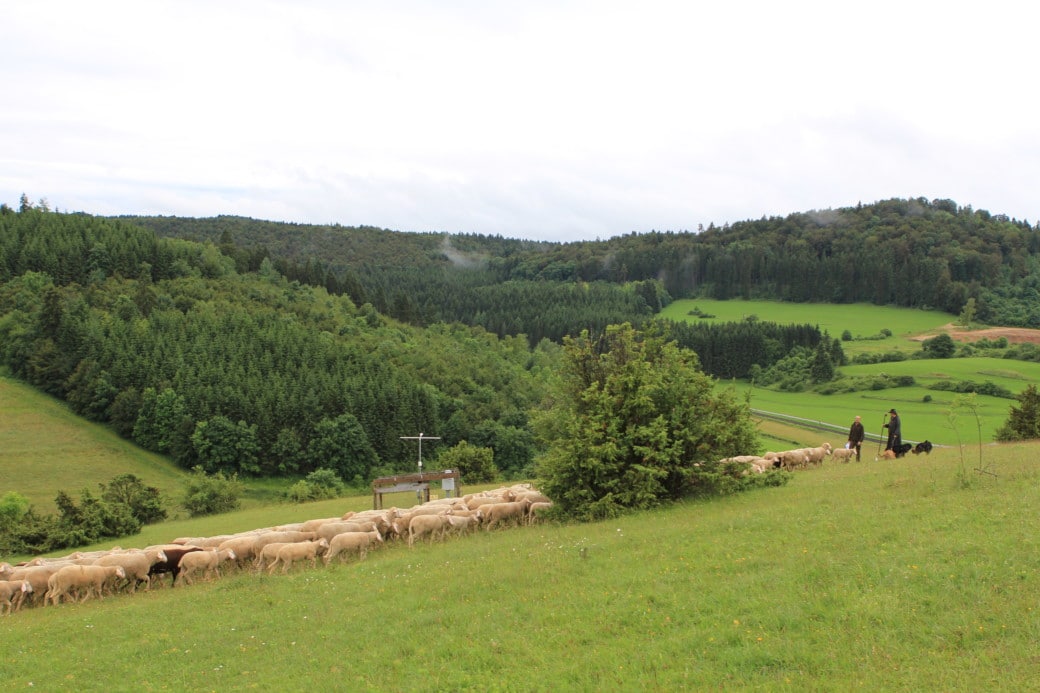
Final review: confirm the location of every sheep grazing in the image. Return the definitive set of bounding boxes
[217,535,263,569]
[528,502,553,524]
[7,565,68,607]
[484,498,533,531]
[266,539,329,574]
[829,447,856,463]
[777,449,810,471]
[315,520,379,543]
[804,443,832,466]
[176,549,237,585]
[408,514,452,547]
[254,542,294,572]
[251,531,318,558]
[146,545,205,587]
[0,580,33,615]
[323,530,384,566]
[443,511,481,536]
[95,548,168,594]
[45,564,127,605]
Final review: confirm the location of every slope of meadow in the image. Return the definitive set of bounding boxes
[3,442,1037,690]
[0,375,188,514]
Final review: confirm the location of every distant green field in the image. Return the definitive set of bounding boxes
[730,381,1009,447]
[661,300,1026,445]
[661,298,954,356]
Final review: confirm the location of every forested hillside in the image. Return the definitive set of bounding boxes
[126,197,1040,331]
[0,207,553,481]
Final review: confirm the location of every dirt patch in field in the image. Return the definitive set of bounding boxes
[912,323,1040,345]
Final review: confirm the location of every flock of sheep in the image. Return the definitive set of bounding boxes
[721,441,866,474]
[0,484,551,615]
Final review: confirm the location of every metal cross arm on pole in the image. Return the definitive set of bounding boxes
[399,432,441,473]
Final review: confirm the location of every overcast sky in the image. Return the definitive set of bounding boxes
[3,1,1037,242]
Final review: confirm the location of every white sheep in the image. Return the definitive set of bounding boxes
[297,517,343,532]
[251,530,319,562]
[323,530,384,565]
[254,542,295,571]
[7,564,68,607]
[443,511,482,535]
[0,579,33,615]
[266,538,329,574]
[804,443,832,466]
[484,498,533,531]
[830,446,857,463]
[94,548,167,594]
[777,449,809,471]
[527,502,553,524]
[315,520,379,543]
[176,548,237,585]
[217,534,263,568]
[45,564,127,605]
[408,514,452,547]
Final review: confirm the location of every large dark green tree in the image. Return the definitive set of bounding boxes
[535,323,759,520]
[306,413,380,484]
[995,384,1040,441]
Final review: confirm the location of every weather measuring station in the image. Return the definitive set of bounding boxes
[370,433,460,509]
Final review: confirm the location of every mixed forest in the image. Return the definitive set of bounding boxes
[126,196,1040,336]
[3,195,1040,492]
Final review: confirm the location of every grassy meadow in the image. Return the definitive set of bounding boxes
[0,375,189,514]
[664,299,1032,446]
[660,298,955,353]
[3,441,1039,690]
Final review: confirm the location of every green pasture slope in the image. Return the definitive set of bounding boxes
[4,442,1039,690]
[666,299,1029,445]
[0,375,188,514]
[660,298,954,346]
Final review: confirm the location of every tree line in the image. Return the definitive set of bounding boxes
[125,197,1040,332]
[0,206,549,481]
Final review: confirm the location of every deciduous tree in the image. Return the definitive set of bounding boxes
[535,323,758,521]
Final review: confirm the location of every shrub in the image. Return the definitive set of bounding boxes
[534,323,758,521]
[287,468,344,502]
[996,384,1040,441]
[922,333,957,358]
[99,473,167,525]
[182,466,242,517]
[438,441,499,484]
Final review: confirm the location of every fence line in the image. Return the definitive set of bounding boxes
[751,408,918,446]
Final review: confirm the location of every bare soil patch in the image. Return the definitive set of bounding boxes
[912,323,1040,345]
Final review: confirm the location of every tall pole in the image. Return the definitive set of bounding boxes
[400,432,441,475]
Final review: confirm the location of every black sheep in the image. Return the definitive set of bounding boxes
[147,545,204,587]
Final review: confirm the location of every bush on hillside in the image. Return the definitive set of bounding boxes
[534,323,759,522]
[182,466,242,517]
[99,473,167,525]
[286,468,345,503]
[995,384,1040,442]
[438,441,499,484]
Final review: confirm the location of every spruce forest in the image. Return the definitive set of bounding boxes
[2,196,1039,485]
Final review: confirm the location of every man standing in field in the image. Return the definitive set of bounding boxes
[883,408,902,453]
[847,415,865,461]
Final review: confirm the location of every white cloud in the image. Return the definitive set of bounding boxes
[3,1,1039,239]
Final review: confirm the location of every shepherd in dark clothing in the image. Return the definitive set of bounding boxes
[883,408,902,451]
[847,415,865,461]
